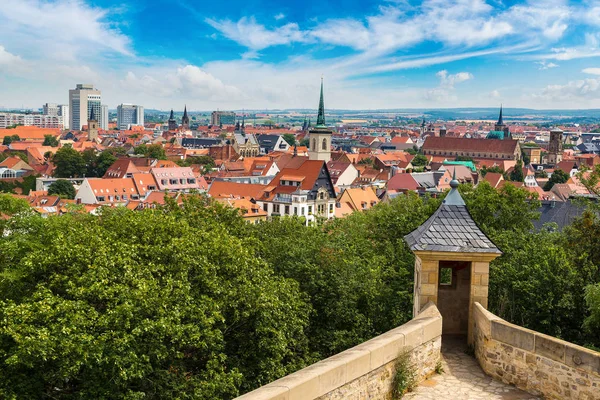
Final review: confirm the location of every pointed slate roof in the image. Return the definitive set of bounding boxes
[497,105,504,125]
[89,107,96,121]
[169,109,175,120]
[316,77,326,127]
[404,175,501,254]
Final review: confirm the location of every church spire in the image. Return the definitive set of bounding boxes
[89,107,96,121]
[497,104,503,125]
[316,76,325,127]
[169,109,174,120]
[183,105,188,120]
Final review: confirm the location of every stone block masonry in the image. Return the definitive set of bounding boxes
[235,302,443,400]
[473,302,600,400]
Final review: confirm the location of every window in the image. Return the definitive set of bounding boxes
[294,207,297,215]
[308,205,312,214]
[439,268,452,285]
[329,204,333,214]
[312,139,316,150]
[273,204,280,213]
[322,138,327,150]
[284,205,290,214]
[97,196,105,202]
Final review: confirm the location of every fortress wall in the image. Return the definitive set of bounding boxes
[473,302,600,400]
[236,302,442,400]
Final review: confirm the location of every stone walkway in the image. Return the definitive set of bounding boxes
[404,336,540,400]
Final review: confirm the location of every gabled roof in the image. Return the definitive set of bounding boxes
[404,179,501,254]
[422,136,518,155]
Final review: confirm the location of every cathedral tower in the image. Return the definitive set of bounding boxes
[308,77,332,162]
[88,107,98,141]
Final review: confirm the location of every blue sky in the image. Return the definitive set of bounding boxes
[2,0,600,110]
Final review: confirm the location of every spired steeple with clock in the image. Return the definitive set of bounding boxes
[308,77,332,163]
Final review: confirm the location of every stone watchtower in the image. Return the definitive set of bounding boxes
[547,128,563,165]
[404,175,501,344]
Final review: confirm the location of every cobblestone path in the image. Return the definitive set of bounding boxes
[404,336,540,400]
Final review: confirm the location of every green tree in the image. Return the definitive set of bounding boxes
[2,134,20,145]
[282,133,296,146]
[584,284,600,347]
[480,165,504,177]
[48,179,76,199]
[299,138,310,147]
[411,154,428,167]
[134,144,167,160]
[52,146,86,178]
[509,160,524,182]
[42,135,59,147]
[0,205,311,398]
[543,169,569,190]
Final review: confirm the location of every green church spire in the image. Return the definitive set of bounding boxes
[316,77,325,127]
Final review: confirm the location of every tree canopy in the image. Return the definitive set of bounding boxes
[52,146,87,178]
[544,169,569,190]
[43,135,59,147]
[0,182,599,398]
[48,179,76,199]
[134,144,167,160]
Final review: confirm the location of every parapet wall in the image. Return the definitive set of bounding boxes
[236,302,442,400]
[473,302,600,400]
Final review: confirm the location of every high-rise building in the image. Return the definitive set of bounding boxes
[308,78,332,163]
[69,84,102,131]
[117,104,144,130]
[58,104,70,130]
[211,111,236,126]
[101,105,108,130]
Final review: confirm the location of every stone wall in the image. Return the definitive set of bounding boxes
[473,302,600,400]
[235,302,442,400]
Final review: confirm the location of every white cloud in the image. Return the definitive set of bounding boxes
[490,90,501,99]
[582,67,600,75]
[536,61,559,70]
[205,16,307,50]
[0,46,24,67]
[426,70,473,102]
[121,65,244,102]
[274,13,285,21]
[436,70,473,88]
[0,0,132,59]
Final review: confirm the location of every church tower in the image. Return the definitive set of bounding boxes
[182,105,190,130]
[168,109,177,131]
[308,77,332,162]
[88,107,99,141]
[547,128,564,165]
[494,105,511,140]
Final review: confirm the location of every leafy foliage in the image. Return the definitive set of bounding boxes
[48,179,76,199]
[543,169,569,190]
[42,135,59,147]
[2,134,20,145]
[52,146,86,178]
[411,154,428,167]
[282,133,296,146]
[134,144,167,160]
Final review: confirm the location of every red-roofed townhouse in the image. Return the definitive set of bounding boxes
[151,167,201,192]
[75,178,140,205]
[255,159,337,224]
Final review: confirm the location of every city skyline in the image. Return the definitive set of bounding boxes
[1,0,600,110]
